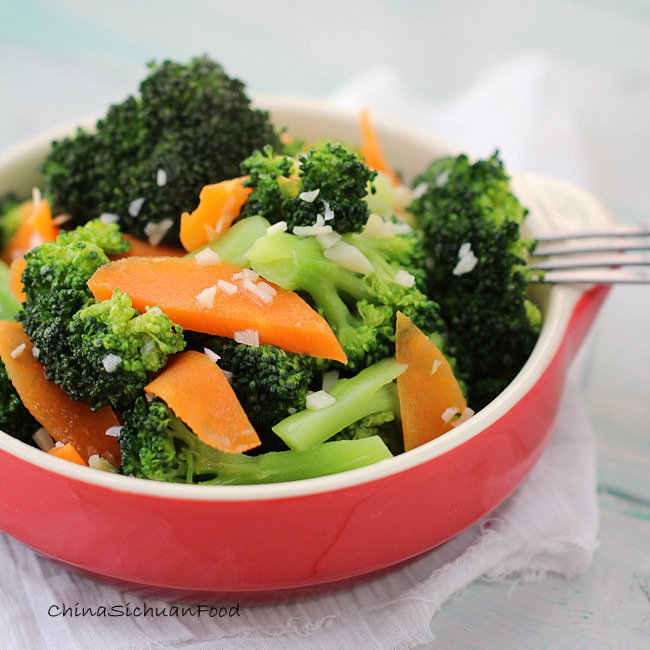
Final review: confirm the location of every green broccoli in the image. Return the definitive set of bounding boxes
[18,240,109,375]
[118,395,393,484]
[18,220,127,335]
[188,335,317,451]
[352,217,430,291]
[65,289,185,410]
[331,382,404,455]
[409,152,541,409]
[18,221,185,411]
[56,218,131,254]
[272,357,405,451]
[0,260,21,321]
[41,55,280,246]
[186,215,270,268]
[241,142,377,233]
[240,147,296,224]
[245,227,445,371]
[0,194,23,252]
[0,358,39,444]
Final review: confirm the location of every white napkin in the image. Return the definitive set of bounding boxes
[330,54,593,189]
[0,56,600,650]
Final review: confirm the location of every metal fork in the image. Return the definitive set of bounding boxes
[530,223,650,284]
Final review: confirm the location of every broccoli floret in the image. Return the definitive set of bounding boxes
[18,220,128,350]
[241,142,377,233]
[118,396,187,482]
[18,222,184,411]
[19,239,107,339]
[56,219,131,255]
[409,152,541,409]
[119,395,393,484]
[42,55,280,245]
[0,358,39,444]
[241,147,297,222]
[245,228,445,371]
[188,335,317,450]
[272,357,405,451]
[65,289,185,410]
[351,230,441,331]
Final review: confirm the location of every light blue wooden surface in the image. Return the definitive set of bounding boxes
[1,1,649,647]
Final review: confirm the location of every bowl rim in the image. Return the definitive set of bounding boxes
[0,96,588,502]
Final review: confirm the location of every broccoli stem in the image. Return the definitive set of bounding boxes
[245,231,372,353]
[186,215,270,267]
[246,232,367,299]
[272,357,406,451]
[0,199,24,252]
[197,436,393,485]
[0,261,21,320]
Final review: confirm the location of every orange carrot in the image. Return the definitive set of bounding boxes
[8,258,27,302]
[359,108,400,186]
[1,198,59,264]
[87,256,347,363]
[395,311,470,451]
[48,442,87,466]
[145,350,261,454]
[109,233,186,260]
[180,177,252,252]
[0,320,121,466]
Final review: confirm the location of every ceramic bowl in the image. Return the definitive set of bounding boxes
[0,97,612,603]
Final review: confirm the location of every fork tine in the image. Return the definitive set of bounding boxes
[535,223,650,242]
[530,223,650,283]
[532,238,650,257]
[532,268,650,284]
[530,253,650,271]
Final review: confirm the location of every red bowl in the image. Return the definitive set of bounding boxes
[0,98,612,603]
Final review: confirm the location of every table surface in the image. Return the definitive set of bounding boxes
[1,1,649,647]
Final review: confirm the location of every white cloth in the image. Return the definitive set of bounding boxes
[0,56,600,649]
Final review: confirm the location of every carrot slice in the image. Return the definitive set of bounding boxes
[145,350,261,454]
[48,442,87,466]
[180,177,252,252]
[359,108,400,186]
[110,233,186,259]
[395,312,470,451]
[8,258,27,302]
[88,257,347,363]
[0,320,121,466]
[1,199,59,264]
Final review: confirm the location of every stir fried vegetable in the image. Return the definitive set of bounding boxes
[0,55,540,482]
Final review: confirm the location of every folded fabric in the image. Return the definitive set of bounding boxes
[330,54,594,189]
